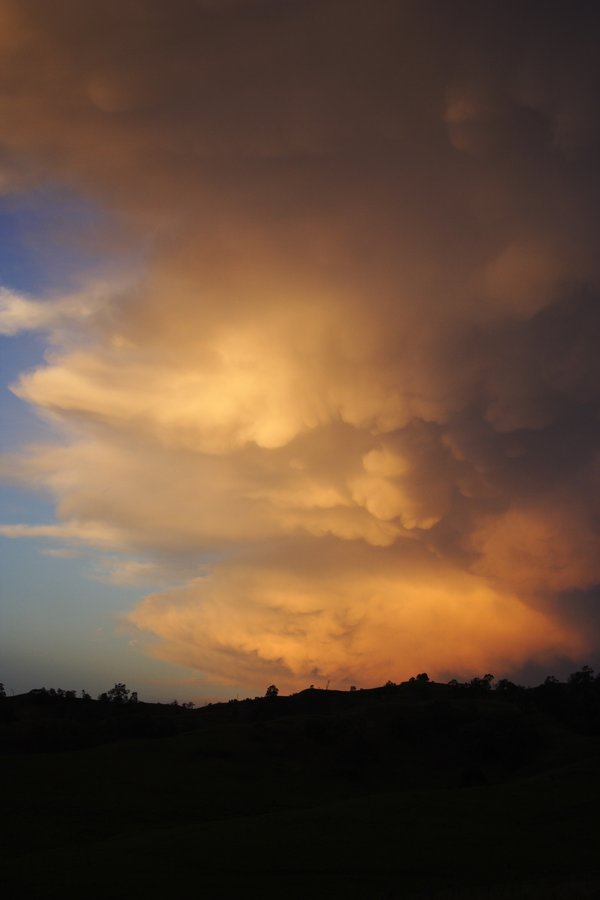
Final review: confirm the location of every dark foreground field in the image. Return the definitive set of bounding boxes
[1,676,600,899]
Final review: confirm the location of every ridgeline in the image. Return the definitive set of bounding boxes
[1,670,599,899]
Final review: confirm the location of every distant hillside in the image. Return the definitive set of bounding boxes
[1,671,600,898]
[2,669,600,766]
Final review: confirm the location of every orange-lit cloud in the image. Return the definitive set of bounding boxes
[1,0,600,692]
[127,547,584,692]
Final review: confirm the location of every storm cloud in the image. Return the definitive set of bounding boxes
[1,0,600,691]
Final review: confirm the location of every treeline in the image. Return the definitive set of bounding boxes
[1,667,600,765]
[0,680,198,751]
[0,682,187,705]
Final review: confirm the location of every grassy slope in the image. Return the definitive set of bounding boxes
[2,692,600,899]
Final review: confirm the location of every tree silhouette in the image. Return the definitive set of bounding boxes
[265,684,279,698]
[98,683,138,704]
[568,665,594,687]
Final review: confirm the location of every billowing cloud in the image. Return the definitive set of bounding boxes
[1,0,600,692]
[127,545,583,689]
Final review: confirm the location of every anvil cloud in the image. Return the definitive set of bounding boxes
[1,0,600,691]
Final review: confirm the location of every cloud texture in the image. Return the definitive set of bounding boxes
[2,0,600,690]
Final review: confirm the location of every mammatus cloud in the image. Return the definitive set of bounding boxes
[1,0,600,691]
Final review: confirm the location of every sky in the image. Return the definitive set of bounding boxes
[1,0,600,702]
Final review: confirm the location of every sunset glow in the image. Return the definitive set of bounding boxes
[1,1,600,699]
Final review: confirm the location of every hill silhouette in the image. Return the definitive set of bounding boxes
[1,670,600,899]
